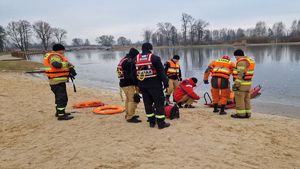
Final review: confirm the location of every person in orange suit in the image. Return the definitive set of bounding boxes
[203,55,235,115]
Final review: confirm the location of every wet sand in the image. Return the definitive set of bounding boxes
[1,72,300,169]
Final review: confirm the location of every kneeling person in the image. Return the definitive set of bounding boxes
[173,77,200,108]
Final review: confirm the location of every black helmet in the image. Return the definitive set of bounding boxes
[128,48,139,58]
[142,42,153,51]
[234,49,244,56]
[52,44,65,51]
[191,77,198,84]
[173,55,180,60]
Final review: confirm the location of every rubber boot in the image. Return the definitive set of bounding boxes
[147,117,156,128]
[219,105,227,115]
[165,95,171,105]
[177,102,183,108]
[57,109,74,121]
[157,118,170,129]
[55,107,71,117]
[213,104,219,113]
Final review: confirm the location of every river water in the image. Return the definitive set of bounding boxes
[29,44,300,117]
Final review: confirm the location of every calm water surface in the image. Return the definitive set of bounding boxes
[29,45,300,109]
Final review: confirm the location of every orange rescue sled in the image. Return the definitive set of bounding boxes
[93,105,125,115]
[204,85,262,109]
[72,100,105,109]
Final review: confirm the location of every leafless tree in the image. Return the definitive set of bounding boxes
[117,36,131,46]
[33,21,53,50]
[272,22,286,41]
[84,39,90,46]
[95,35,115,46]
[253,21,267,37]
[157,22,174,45]
[0,25,6,52]
[72,38,84,46]
[143,29,152,43]
[53,28,67,44]
[181,13,194,44]
[6,20,32,51]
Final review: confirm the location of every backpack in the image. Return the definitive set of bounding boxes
[165,104,180,120]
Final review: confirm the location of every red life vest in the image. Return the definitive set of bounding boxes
[135,53,157,81]
[117,57,128,79]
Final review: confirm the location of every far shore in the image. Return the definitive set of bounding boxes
[1,41,300,57]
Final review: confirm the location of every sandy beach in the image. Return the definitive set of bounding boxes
[1,72,300,169]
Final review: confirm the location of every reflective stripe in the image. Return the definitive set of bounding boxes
[236,109,246,115]
[57,107,65,110]
[245,109,252,113]
[235,79,252,86]
[146,113,155,117]
[52,77,68,81]
[241,81,252,85]
[155,115,165,119]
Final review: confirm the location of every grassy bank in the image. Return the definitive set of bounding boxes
[0,60,43,72]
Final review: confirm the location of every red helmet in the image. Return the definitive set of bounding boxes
[221,55,231,60]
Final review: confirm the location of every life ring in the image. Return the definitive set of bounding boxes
[93,106,125,115]
[72,100,104,109]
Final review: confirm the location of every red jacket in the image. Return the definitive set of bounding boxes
[173,78,200,102]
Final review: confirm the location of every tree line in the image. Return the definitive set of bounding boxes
[143,13,300,46]
[0,20,131,52]
[1,15,300,52]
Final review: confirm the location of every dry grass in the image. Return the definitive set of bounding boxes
[0,60,43,72]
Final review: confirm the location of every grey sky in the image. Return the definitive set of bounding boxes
[1,0,299,44]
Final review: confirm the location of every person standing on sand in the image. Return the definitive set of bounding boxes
[44,44,77,120]
[164,55,182,105]
[135,42,170,129]
[231,49,256,118]
[203,55,235,115]
[117,48,142,123]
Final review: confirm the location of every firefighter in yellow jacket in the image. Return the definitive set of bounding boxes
[231,49,256,118]
[203,55,235,115]
[164,55,182,104]
[44,44,76,120]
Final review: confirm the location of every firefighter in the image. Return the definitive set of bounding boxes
[173,77,200,108]
[44,44,77,120]
[164,55,182,105]
[231,49,256,118]
[135,42,170,129]
[117,48,141,123]
[203,55,235,115]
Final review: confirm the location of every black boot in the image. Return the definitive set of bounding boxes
[157,118,170,129]
[213,104,219,113]
[177,102,183,108]
[55,107,71,117]
[57,109,74,120]
[147,117,156,128]
[127,116,142,123]
[219,105,227,115]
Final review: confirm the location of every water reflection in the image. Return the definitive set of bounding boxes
[29,44,300,106]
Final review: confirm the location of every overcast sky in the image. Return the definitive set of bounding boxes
[1,0,299,44]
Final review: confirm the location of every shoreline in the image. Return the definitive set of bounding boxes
[1,72,300,169]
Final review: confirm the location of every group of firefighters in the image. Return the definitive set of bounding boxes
[44,43,255,129]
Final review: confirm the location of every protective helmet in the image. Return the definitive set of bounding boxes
[52,44,65,51]
[173,55,180,60]
[142,42,153,51]
[233,49,244,56]
[222,55,231,60]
